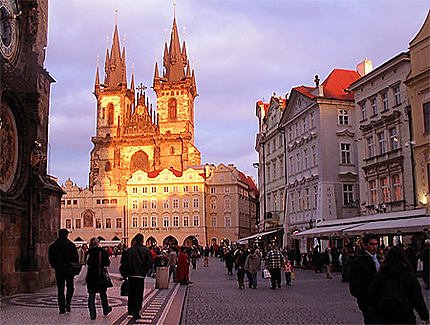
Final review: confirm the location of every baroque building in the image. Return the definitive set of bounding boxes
[61,14,258,247]
[0,0,63,294]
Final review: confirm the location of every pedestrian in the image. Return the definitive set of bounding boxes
[177,247,192,285]
[283,259,294,286]
[203,246,210,267]
[420,239,430,290]
[85,238,112,320]
[168,247,178,282]
[191,245,198,269]
[225,249,234,275]
[265,244,283,289]
[349,234,380,324]
[119,234,153,319]
[48,229,80,314]
[235,249,247,289]
[244,249,261,289]
[313,245,323,273]
[324,247,333,279]
[369,245,429,324]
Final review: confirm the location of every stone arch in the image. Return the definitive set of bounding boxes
[168,97,177,120]
[130,150,149,173]
[146,236,157,247]
[97,236,105,241]
[74,237,84,242]
[107,103,114,124]
[112,236,120,241]
[183,235,198,247]
[82,209,95,228]
[163,235,178,247]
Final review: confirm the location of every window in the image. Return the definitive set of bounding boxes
[132,187,138,194]
[189,198,198,208]
[106,218,111,228]
[110,199,117,204]
[142,216,148,228]
[389,127,398,150]
[132,217,138,227]
[65,219,71,229]
[311,146,317,166]
[224,198,231,209]
[297,191,302,211]
[288,127,293,141]
[224,215,231,227]
[392,174,402,201]
[310,112,315,129]
[338,109,349,125]
[65,200,71,205]
[290,193,295,213]
[183,186,189,192]
[183,198,189,208]
[96,199,101,204]
[295,122,299,137]
[142,187,148,193]
[289,157,294,174]
[211,216,217,227]
[151,186,157,193]
[61,200,65,205]
[305,188,310,210]
[382,93,388,111]
[369,180,377,205]
[303,149,309,169]
[151,199,157,209]
[151,216,157,227]
[75,219,81,229]
[163,216,170,227]
[378,132,386,154]
[367,136,375,157]
[273,193,277,211]
[371,98,377,116]
[211,199,217,210]
[183,215,189,227]
[173,216,179,227]
[163,199,169,209]
[303,116,308,132]
[343,184,353,206]
[102,199,109,204]
[273,162,276,179]
[296,152,301,172]
[193,185,199,192]
[163,186,169,193]
[142,200,148,209]
[424,102,430,133]
[168,97,177,119]
[210,187,216,194]
[116,218,122,228]
[314,185,318,209]
[225,187,230,193]
[173,198,179,209]
[192,215,199,227]
[95,218,102,228]
[267,165,271,182]
[394,85,401,105]
[341,143,351,164]
[73,200,78,205]
[132,200,138,209]
[380,176,390,202]
[173,186,178,193]
[361,101,367,120]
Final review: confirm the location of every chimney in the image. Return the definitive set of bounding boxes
[357,58,373,77]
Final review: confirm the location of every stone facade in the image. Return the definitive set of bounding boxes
[255,96,286,232]
[0,0,63,294]
[279,69,361,251]
[61,15,258,247]
[406,13,430,210]
[349,54,415,215]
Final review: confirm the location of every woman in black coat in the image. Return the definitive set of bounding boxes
[369,245,429,324]
[86,238,112,320]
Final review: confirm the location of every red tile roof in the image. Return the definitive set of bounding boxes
[238,171,259,194]
[294,86,316,99]
[321,69,360,100]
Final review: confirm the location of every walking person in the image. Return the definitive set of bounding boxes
[420,239,430,290]
[265,244,283,289]
[324,247,333,279]
[283,259,294,286]
[85,238,112,320]
[349,234,381,324]
[244,249,261,289]
[203,246,210,267]
[235,249,247,289]
[369,245,430,324]
[177,247,192,285]
[168,247,178,282]
[225,249,234,275]
[120,234,153,319]
[48,229,79,314]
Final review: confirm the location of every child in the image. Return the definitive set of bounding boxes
[283,259,294,286]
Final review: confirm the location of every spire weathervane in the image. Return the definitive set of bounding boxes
[173,1,176,19]
[115,1,119,25]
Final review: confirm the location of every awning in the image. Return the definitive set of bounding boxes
[237,229,281,244]
[294,223,363,238]
[344,216,430,236]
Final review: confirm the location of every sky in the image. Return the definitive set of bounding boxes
[46,0,429,187]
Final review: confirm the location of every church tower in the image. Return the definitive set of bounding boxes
[153,15,201,168]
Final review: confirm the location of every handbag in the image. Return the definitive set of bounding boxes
[97,251,113,288]
[263,269,271,279]
[120,279,129,296]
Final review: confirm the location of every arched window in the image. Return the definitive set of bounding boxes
[168,98,177,120]
[107,103,114,124]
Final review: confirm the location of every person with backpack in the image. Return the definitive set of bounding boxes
[369,245,429,324]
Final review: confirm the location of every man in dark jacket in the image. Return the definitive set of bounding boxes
[48,229,79,314]
[120,233,153,319]
[349,234,380,324]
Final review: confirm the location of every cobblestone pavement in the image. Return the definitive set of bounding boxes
[181,257,430,325]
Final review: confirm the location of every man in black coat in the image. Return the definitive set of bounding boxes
[48,229,79,314]
[120,233,153,319]
[349,234,380,324]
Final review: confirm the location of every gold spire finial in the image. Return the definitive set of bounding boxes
[96,55,100,68]
[115,1,119,25]
[106,36,109,48]
[132,62,135,74]
[173,1,176,19]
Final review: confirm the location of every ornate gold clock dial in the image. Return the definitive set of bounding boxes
[0,0,19,60]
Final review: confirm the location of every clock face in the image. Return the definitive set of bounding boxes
[0,102,19,192]
[0,0,18,60]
